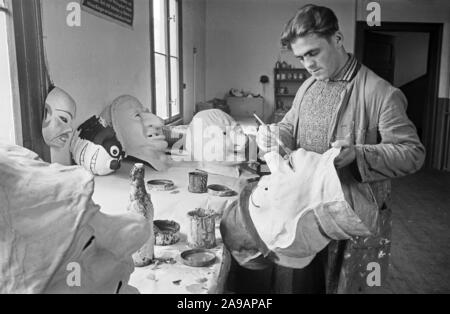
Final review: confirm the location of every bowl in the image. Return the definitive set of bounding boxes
[147,179,175,191]
[180,249,216,267]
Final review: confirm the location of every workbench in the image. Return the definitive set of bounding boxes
[92,160,257,294]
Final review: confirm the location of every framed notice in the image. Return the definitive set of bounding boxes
[81,0,134,28]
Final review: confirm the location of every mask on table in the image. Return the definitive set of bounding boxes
[101,95,168,171]
[70,116,124,176]
[185,109,248,163]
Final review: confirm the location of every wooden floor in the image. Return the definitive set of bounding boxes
[227,169,450,294]
[370,170,450,294]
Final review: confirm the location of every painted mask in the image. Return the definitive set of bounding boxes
[70,116,124,176]
[42,87,77,148]
[101,95,168,171]
[0,143,150,294]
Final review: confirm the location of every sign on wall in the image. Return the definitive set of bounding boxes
[82,0,134,28]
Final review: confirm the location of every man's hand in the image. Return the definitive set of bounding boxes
[332,140,356,169]
[256,124,280,153]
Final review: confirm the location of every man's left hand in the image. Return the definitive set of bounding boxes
[332,140,356,169]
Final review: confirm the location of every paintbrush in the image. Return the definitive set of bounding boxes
[253,113,292,156]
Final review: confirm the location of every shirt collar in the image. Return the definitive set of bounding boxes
[328,54,360,82]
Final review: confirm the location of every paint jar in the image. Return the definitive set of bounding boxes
[188,171,208,193]
[187,208,217,249]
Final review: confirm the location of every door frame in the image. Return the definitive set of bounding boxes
[355,21,443,169]
[11,0,51,161]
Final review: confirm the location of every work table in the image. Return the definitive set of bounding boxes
[92,160,257,294]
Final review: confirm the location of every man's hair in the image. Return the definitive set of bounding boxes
[281,4,339,49]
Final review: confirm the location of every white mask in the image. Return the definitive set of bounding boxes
[0,143,150,294]
[101,95,168,171]
[42,87,76,148]
[247,149,371,268]
[185,109,248,163]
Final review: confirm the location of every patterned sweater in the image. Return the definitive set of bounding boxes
[298,54,359,153]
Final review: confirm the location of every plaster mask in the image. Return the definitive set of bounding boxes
[42,87,77,148]
[0,143,150,294]
[101,95,168,171]
[185,109,249,163]
[221,148,372,270]
[70,116,124,176]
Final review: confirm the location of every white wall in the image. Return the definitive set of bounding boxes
[42,0,152,164]
[357,0,450,98]
[182,0,206,123]
[204,0,357,117]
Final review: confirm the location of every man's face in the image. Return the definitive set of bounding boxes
[291,32,343,81]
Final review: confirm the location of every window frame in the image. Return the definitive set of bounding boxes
[150,0,183,125]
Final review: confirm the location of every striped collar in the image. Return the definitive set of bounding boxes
[328,54,360,82]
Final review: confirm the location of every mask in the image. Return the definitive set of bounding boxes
[221,148,371,270]
[0,143,150,294]
[101,96,168,171]
[70,116,124,176]
[42,87,77,148]
[185,109,248,163]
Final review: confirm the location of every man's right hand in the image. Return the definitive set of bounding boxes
[256,124,280,153]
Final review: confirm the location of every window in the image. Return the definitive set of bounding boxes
[151,0,182,123]
[0,0,21,146]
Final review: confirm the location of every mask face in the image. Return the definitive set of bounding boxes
[71,116,124,176]
[107,95,168,171]
[42,87,77,148]
[186,109,249,163]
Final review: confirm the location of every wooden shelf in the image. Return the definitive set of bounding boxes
[276,80,307,83]
[276,94,296,97]
[273,67,310,115]
[275,68,308,72]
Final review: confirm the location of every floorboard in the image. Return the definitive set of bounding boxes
[370,170,450,293]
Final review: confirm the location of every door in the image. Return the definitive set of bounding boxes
[362,32,396,84]
[355,22,443,170]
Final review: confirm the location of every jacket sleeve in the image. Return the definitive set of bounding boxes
[354,86,426,183]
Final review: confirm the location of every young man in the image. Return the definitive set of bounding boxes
[256,4,425,293]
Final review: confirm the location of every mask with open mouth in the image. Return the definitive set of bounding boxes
[100,95,169,171]
[42,87,76,149]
